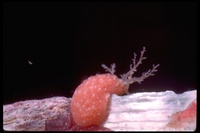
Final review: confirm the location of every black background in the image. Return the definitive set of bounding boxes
[3,2,197,104]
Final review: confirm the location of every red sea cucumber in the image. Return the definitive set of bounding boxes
[71,47,159,127]
[71,74,127,126]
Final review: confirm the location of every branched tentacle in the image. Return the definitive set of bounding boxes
[102,63,116,75]
[121,47,147,82]
[127,64,160,85]
[102,47,159,95]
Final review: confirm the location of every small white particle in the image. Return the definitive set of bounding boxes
[91,105,95,109]
[89,86,93,89]
[116,82,119,86]
[92,93,95,97]
[75,103,80,106]
[99,78,104,83]
[91,82,95,86]
[28,60,33,65]
[93,85,97,89]
[83,89,88,95]
[85,100,89,104]
[98,87,101,91]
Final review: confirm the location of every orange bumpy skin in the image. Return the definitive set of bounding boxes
[71,74,128,126]
[71,47,159,127]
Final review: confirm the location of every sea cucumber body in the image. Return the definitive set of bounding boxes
[71,74,127,126]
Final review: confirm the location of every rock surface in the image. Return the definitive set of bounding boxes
[3,90,196,131]
[3,97,111,131]
[103,90,196,131]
